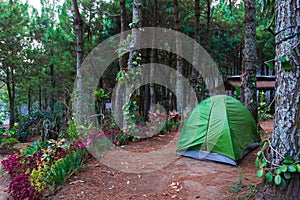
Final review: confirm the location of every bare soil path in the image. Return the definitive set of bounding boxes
[52,120,274,200]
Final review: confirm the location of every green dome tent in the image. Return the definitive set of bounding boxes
[176,95,260,166]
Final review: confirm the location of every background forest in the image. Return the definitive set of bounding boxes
[0,0,275,130]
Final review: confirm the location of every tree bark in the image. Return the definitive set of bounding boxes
[124,0,142,131]
[50,61,55,112]
[28,88,31,114]
[39,85,42,110]
[259,0,300,199]
[72,0,84,126]
[241,0,258,122]
[119,0,127,70]
[127,0,142,70]
[174,0,184,114]
[192,0,203,102]
[149,0,158,113]
[115,0,127,129]
[205,0,211,49]
[6,68,15,129]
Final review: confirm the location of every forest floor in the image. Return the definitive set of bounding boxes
[0,119,274,200]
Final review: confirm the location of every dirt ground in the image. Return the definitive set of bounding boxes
[49,120,274,200]
[0,120,274,200]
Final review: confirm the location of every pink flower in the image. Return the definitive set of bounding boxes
[115,140,119,146]
[86,139,92,148]
[77,141,85,148]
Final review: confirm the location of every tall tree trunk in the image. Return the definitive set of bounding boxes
[50,62,55,112]
[127,0,142,69]
[72,0,84,126]
[44,88,47,110]
[205,0,211,49]
[174,0,184,114]
[241,0,258,122]
[28,88,31,114]
[228,0,232,10]
[260,0,300,199]
[149,0,158,113]
[6,69,14,129]
[192,0,203,102]
[115,0,127,129]
[119,0,127,70]
[124,0,142,131]
[39,85,42,110]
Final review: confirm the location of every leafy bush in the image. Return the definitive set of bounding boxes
[1,136,87,199]
[43,148,86,186]
[258,91,274,121]
[0,137,19,148]
[9,173,40,200]
[2,151,43,199]
[161,120,180,133]
[16,102,66,142]
[0,126,19,154]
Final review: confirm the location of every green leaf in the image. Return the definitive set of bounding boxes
[265,61,274,70]
[283,172,292,180]
[282,62,292,71]
[274,175,281,185]
[280,165,288,172]
[260,140,267,147]
[297,164,300,172]
[280,178,287,187]
[265,172,273,183]
[288,165,297,172]
[283,157,294,164]
[278,56,286,63]
[291,51,296,57]
[255,157,260,168]
[275,168,281,175]
[257,151,262,157]
[260,161,267,168]
[256,169,264,178]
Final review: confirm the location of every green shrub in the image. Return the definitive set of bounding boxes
[43,148,86,186]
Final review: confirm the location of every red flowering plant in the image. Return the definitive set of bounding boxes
[2,150,43,199]
[1,136,87,199]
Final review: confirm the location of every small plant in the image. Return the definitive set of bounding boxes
[258,91,274,121]
[255,137,300,187]
[244,183,258,198]
[229,167,243,193]
[0,124,19,153]
[2,151,43,199]
[161,120,180,133]
[43,148,86,186]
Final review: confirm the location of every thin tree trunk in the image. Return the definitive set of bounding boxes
[259,0,300,199]
[149,0,158,113]
[192,0,203,102]
[206,0,211,48]
[228,0,232,10]
[127,0,142,70]
[6,69,14,129]
[115,0,127,129]
[28,88,31,114]
[39,85,42,110]
[50,61,55,112]
[44,87,47,110]
[119,0,127,70]
[72,0,84,126]
[241,0,258,122]
[174,0,183,114]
